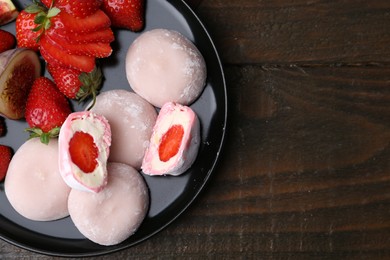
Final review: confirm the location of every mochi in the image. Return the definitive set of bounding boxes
[58,111,111,193]
[90,89,157,169]
[126,28,207,108]
[142,102,200,176]
[68,162,149,246]
[5,138,70,221]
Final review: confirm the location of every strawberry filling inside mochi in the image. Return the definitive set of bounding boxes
[142,102,201,176]
[58,111,111,193]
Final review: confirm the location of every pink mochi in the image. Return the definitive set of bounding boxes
[5,138,70,221]
[58,111,111,193]
[125,28,207,108]
[68,162,149,246]
[142,102,201,176]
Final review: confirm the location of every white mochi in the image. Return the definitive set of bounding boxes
[68,162,149,246]
[126,28,207,108]
[90,89,157,169]
[5,138,70,221]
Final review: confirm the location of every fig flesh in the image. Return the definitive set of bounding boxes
[0,48,41,119]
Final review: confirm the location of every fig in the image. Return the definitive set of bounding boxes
[0,0,18,26]
[0,48,41,119]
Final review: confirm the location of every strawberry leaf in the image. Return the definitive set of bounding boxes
[47,7,61,18]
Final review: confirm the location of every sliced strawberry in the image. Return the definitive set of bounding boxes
[40,35,96,72]
[0,29,16,53]
[0,145,12,181]
[46,32,112,58]
[51,27,115,44]
[69,131,99,173]
[56,0,103,18]
[57,9,110,33]
[158,124,184,162]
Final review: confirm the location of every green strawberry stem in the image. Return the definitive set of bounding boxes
[25,0,61,42]
[77,66,103,111]
[25,126,61,145]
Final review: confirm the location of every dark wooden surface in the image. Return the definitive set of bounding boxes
[2,0,390,259]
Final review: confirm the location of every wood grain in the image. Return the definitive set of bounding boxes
[197,0,390,65]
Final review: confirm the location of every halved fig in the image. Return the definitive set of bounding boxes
[0,0,18,26]
[0,48,41,119]
[141,102,201,176]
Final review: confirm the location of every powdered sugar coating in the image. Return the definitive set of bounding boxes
[125,28,207,108]
[58,111,112,193]
[68,162,149,246]
[142,102,201,176]
[5,139,70,221]
[90,90,157,169]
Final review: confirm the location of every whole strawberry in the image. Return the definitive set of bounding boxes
[0,29,15,53]
[47,63,102,105]
[25,77,72,144]
[101,0,145,31]
[0,145,12,181]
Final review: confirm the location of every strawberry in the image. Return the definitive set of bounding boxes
[40,35,96,72]
[158,125,184,162]
[68,131,99,173]
[16,3,60,51]
[0,29,15,53]
[25,77,72,144]
[57,9,110,33]
[0,116,6,136]
[101,0,145,31]
[56,0,103,18]
[0,145,12,181]
[47,63,102,104]
[15,10,41,51]
[50,27,115,44]
[45,32,112,58]
[40,0,53,8]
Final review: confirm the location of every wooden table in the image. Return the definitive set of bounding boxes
[2,0,390,258]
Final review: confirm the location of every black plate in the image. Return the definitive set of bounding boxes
[0,0,227,257]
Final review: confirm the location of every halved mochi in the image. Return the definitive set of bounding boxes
[4,138,70,221]
[58,111,111,193]
[90,89,157,169]
[68,162,149,246]
[141,102,200,176]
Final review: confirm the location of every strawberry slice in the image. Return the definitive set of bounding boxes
[0,145,12,181]
[69,131,99,173]
[56,0,103,18]
[46,32,112,58]
[58,9,111,33]
[40,35,95,72]
[49,27,114,44]
[158,125,184,162]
